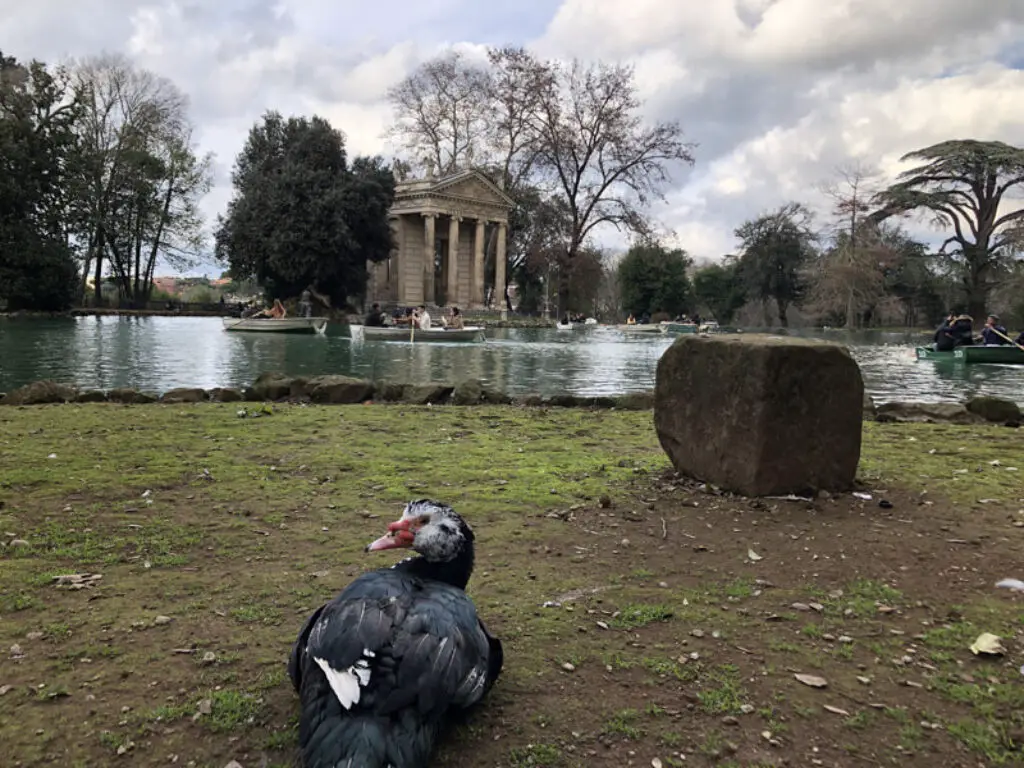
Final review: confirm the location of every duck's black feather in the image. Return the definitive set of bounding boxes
[290,565,501,768]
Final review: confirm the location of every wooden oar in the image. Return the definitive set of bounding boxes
[990,326,1024,352]
[410,316,415,344]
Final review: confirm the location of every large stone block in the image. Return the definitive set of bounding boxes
[654,334,864,496]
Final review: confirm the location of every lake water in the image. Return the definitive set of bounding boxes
[0,316,1021,405]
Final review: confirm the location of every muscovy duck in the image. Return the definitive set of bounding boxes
[288,499,503,768]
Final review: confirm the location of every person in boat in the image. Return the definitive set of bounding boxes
[1015,330,1024,346]
[364,303,386,327]
[445,306,465,329]
[415,304,432,330]
[270,299,286,319]
[952,315,975,345]
[981,315,1009,345]
[933,313,957,351]
[298,289,312,318]
[626,314,636,325]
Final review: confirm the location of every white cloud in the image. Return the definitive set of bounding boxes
[2,0,1024,273]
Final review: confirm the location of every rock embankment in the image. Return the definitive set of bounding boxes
[0,375,655,410]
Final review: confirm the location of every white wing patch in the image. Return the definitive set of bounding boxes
[311,648,375,710]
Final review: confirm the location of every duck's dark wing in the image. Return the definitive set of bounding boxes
[292,570,498,767]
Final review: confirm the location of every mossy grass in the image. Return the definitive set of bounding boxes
[1,404,1023,766]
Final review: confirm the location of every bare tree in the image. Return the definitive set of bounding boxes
[810,163,885,327]
[385,51,491,176]
[72,54,210,304]
[530,60,696,312]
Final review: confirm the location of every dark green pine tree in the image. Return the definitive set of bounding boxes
[214,111,396,308]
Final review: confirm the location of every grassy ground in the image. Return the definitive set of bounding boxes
[1,403,1023,768]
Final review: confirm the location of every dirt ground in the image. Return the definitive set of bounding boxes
[1,403,1023,768]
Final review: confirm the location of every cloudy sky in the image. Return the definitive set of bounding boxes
[6,0,1024,274]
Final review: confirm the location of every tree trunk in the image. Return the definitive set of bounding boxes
[775,298,789,327]
[93,228,105,305]
[845,288,855,329]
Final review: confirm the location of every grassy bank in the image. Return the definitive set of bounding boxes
[1,404,1023,767]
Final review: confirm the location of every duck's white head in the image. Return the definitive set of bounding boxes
[365,499,473,562]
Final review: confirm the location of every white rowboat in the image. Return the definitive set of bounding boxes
[361,325,485,343]
[222,317,328,334]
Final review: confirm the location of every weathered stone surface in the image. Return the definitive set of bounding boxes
[481,387,512,404]
[547,395,580,407]
[75,390,109,403]
[452,380,484,405]
[654,334,863,496]
[108,388,157,404]
[580,396,617,408]
[307,375,374,404]
[288,378,311,399]
[403,385,453,405]
[160,387,208,404]
[1,380,78,405]
[966,396,1021,423]
[863,393,877,421]
[251,372,293,401]
[209,387,243,402]
[874,401,980,424]
[614,392,655,410]
[375,383,407,402]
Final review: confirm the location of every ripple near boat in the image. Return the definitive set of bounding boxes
[222,317,328,334]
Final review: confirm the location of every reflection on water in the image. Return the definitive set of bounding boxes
[0,317,1021,405]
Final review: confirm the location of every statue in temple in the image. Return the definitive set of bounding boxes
[423,156,436,178]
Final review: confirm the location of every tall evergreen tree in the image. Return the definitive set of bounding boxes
[214,112,396,307]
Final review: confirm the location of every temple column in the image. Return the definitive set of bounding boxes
[472,219,486,308]
[447,216,460,306]
[495,221,507,318]
[390,216,402,303]
[422,213,436,304]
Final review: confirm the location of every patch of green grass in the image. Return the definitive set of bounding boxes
[230,604,284,625]
[610,603,673,629]
[603,709,643,740]
[843,710,875,730]
[947,720,1020,764]
[508,743,564,767]
[696,664,747,715]
[149,689,265,733]
[859,422,1024,503]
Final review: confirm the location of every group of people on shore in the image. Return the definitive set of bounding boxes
[364,304,465,330]
[933,313,1024,351]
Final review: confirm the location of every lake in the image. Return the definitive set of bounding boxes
[0,316,1021,405]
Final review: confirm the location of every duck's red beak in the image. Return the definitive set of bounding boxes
[365,516,421,552]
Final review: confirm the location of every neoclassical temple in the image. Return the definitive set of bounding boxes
[366,168,515,311]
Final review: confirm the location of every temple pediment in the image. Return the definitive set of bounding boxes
[392,168,514,217]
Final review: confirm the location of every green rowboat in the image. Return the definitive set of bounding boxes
[659,321,699,334]
[915,345,1024,364]
[954,346,1024,364]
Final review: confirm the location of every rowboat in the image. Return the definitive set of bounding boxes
[222,317,328,334]
[659,321,699,334]
[915,345,1024,364]
[556,322,576,331]
[615,323,662,334]
[361,325,485,343]
[955,346,1024,364]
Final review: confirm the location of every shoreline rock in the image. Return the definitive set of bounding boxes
[0,375,1018,422]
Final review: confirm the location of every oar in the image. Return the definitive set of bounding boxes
[991,326,1024,352]
[410,316,415,344]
